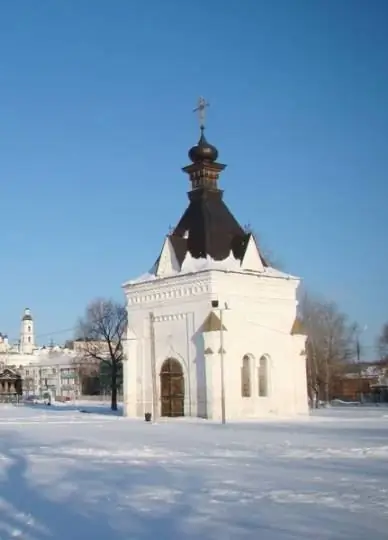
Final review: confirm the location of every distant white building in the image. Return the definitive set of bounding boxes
[0,333,10,353]
[20,351,80,400]
[0,308,81,398]
[0,307,38,361]
[122,111,308,421]
[0,308,72,364]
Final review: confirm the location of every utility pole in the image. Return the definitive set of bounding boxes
[149,312,158,422]
[356,334,362,402]
[219,307,226,424]
[212,300,227,424]
[325,356,330,405]
[355,324,367,402]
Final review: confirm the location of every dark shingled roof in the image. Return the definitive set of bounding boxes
[172,189,250,262]
[169,235,188,266]
[153,127,269,272]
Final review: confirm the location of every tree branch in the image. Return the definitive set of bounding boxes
[75,298,127,410]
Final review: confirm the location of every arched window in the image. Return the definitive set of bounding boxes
[28,336,31,343]
[241,355,252,397]
[258,355,269,397]
[28,326,31,332]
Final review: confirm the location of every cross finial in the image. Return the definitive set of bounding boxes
[193,97,209,130]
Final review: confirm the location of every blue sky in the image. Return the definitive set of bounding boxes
[0,0,386,356]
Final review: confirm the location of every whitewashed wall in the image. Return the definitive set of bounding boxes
[123,269,309,420]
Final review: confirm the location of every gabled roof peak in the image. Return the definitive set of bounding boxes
[240,234,265,272]
[155,236,181,277]
[201,311,227,333]
[291,317,305,335]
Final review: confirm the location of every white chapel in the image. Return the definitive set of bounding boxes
[122,103,308,421]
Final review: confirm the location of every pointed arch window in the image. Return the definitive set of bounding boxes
[241,355,252,397]
[258,355,269,397]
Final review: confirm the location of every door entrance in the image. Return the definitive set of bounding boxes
[160,358,184,417]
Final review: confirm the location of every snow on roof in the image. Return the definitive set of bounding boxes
[19,350,76,367]
[126,251,295,286]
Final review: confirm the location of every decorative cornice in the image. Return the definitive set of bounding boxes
[153,313,189,323]
[126,275,212,306]
[123,270,212,292]
[125,267,299,308]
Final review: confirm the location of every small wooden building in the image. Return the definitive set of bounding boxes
[0,368,22,403]
[370,382,388,403]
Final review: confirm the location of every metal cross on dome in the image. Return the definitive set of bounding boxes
[193,97,209,129]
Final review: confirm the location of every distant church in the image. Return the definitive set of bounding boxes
[0,308,35,356]
[122,100,308,420]
[20,308,35,354]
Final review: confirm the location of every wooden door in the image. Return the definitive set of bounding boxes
[160,358,184,417]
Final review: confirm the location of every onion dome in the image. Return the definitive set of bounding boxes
[188,127,218,163]
[22,308,33,321]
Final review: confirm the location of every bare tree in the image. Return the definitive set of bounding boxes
[72,356,100,395]
[76,299,127,411]
[299,292,358,406]
[377,323,388,362]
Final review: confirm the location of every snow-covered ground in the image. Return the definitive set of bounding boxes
[0,405,387,540]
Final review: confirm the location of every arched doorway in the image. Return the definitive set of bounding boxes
[160,358,185,417]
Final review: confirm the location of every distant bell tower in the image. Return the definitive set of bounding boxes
[20,308,35,354]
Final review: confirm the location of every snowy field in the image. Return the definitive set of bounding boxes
[0,405,387,540]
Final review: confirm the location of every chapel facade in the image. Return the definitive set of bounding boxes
[122,102,308,420]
